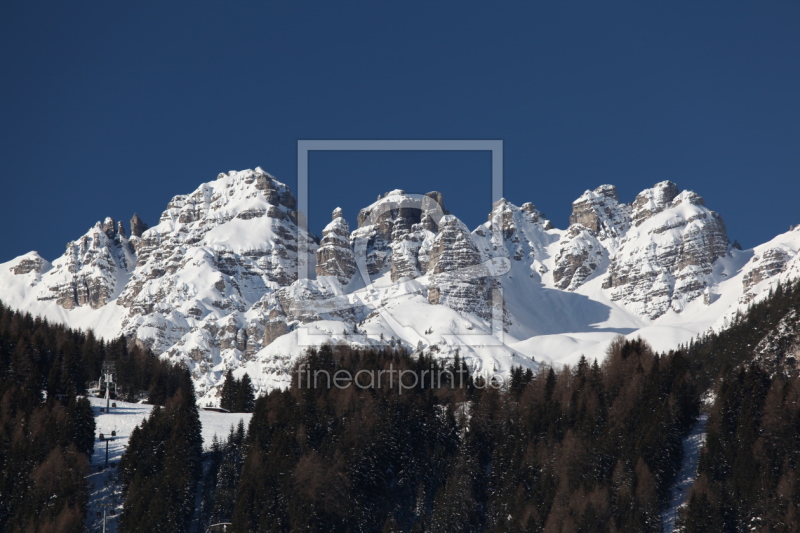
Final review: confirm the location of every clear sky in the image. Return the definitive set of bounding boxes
[1,1,799,261]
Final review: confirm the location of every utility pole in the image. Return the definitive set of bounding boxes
[102,508,107,533]
[99,433,114,468]
[101,360,116,412]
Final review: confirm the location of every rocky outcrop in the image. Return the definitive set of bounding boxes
[36,218,136,309]
[427,216,493,319]
[11,253,46,276]
[603,185,729,318]
[316,208,357,286]
[552,185,629,290]
[742,248,791,298]
[630,180,679,227]
[553,225,604,290]
[351,190,447,281]
[130,213,147,238]
[390,224,436,280]
[569,184,631,240]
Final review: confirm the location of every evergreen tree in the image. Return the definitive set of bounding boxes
[119,369,202,533]
[220,369,236,411]
[237,373,255,413]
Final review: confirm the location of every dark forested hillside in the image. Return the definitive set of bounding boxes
[0,300,206,532]
[118,368,203,533]
[0,302,96,531]
[677,280,800,532]
[6,278,800,532]
[216,341,700,532]
[684,280,800,391]
[679,366,800,532]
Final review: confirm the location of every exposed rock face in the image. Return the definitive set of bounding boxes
[472,199,557,283]
[742,248,791,298]
[316,208,357,285]
[36,218,136,309]
[427,215,493,319]
[569,185,630,239]
[116,167,317,356]
[262,319,288,346]
[351,190,447,281]
[389,224,436,281]
[130,213,147,238]
[603,186,729,318]
[11,253,46,276]
[630,180,680,227]
[553,185,629,291]
[553,225,604,290]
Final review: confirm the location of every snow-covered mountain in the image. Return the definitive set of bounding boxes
[2,167,799,404]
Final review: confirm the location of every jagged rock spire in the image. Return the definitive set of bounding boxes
[130,213,147,237]
[316,208,357,286]
[102,217,116,239]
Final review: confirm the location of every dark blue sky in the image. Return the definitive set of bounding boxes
[2,2,799,261]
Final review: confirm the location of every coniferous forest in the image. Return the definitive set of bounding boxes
[2,281,800,532]
[208,340,699,532]
[676,280,800,531]
[118,373,203,533]
[0,301,200,532]
[0,303,97,532]
[219,369,256,413]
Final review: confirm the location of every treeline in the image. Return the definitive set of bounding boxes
[198,421,247,532]
[0,299,196,404]
[676,279,800,532]
[118,365,203,533]
[0,300,202,532]
[101,336,198,404]
[684,280,800,391]
[209,340,699,532]
[679,365,800,532]
[0,302,96,531]
[219,370,255,412]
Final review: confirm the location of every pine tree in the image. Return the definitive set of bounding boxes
[220,369,236,411]
[237,373,255,413]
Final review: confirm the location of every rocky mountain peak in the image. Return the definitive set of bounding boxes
[34,219,136,310]
[671,189,705,207]
[604,181,729,318]
[569,184,630,240]
[102,217,117,239]
[352,190,448,279]
[489,198,550,238]
[4,166,792,405]
[130,213,147,238]
[316,208,357,286]
[427,215,493,318]
[356,190,445,230]
[631,180,680,226]
[552,185,629,291]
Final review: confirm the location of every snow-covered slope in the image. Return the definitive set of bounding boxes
[2,169,798,404]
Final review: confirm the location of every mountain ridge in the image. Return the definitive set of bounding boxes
[2,167,798,405]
